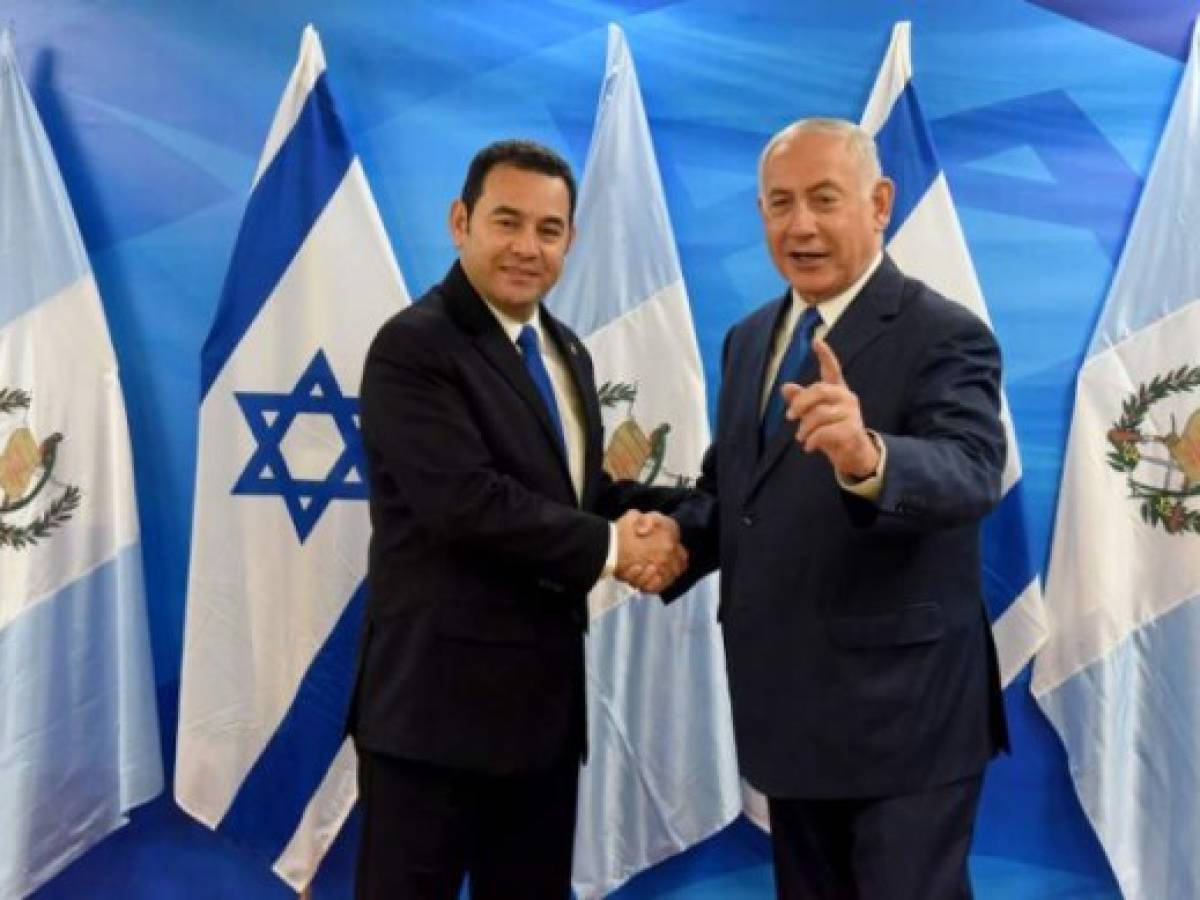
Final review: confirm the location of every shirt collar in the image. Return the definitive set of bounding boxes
[481,297,544,348]
[790,251,883,330]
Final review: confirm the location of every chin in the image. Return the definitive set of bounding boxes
[790,279,832,299]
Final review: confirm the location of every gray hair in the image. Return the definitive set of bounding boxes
[757,118,882,196]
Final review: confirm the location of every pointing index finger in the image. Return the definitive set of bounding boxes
[812,336,844,386]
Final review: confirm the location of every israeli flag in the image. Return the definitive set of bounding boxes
[546,23,741,899]
[174,26,409,890]
[861,22,1047,686]
[0,27,162,898]
[1034,19,1200,899]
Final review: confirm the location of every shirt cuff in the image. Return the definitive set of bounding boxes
[836,430,886,501]
[600,522,619,579]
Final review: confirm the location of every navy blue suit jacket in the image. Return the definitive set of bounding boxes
[350,262,684,775]
[669,256,1009,799]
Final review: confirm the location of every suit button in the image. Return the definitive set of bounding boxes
[741,513,755,527]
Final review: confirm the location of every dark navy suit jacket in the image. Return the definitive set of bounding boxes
[669,256,1009,799]
[350,262,683,775]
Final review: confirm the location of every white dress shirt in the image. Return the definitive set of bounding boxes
[760,253,887,499]
[481,298,619,580]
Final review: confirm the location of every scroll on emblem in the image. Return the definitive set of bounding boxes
[1166,409,1200,488]
[0,427,63,512]
[0,387,79,549]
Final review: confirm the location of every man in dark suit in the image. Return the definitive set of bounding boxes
[666,118,1009,899]
[350,140,687,900]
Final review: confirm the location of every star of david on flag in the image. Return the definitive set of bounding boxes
[176,25,410,891]
[232,350,367,542]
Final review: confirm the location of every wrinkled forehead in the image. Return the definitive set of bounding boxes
[759,132,875,195]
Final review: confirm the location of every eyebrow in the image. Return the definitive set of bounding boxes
[487,204,524,218]
[806,180,844,194]
[486,204,567,228]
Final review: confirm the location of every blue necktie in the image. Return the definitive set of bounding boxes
[517,325,567,453]
[761,304,822,444]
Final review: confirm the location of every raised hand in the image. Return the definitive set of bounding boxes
[780,336,879,479]
[614,510,688,595]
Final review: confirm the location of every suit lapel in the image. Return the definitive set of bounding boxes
[723,292,790,478]
[441,264,576,494]
[746,257,904,499]
[543,313,600,506]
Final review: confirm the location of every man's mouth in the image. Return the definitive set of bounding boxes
[501,266,541,280]
[788,251,828,266]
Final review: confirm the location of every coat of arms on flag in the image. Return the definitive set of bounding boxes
[1106,363,1200,533]
[598,380,691,487]
[0,387,80,550]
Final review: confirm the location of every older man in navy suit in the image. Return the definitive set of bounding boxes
[665,119,1009,899]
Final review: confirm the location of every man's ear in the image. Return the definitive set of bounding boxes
[871,178,895,233]
[448,199,469,248]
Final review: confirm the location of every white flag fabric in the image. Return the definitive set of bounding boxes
[0,27,162,898]
[546,23,741,899]
[861,22,1047,686]
[1033,19,1200,900]
[174,25,409,891]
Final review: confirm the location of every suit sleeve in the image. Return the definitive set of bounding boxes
[361,317,610,595]
[657,328,734,602]
[844,306,1006,533]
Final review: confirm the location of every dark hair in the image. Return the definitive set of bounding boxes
[460,139,577,221]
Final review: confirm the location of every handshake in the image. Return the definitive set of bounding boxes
[614,510,689,595]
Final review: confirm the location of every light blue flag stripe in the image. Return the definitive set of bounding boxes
[546,67,682,339]
[0,546,162,894]
[1039,594,1200,895]
[216,582,365,859]
[877,77,1037,626]
[0,30,89,328]
[199,73,352,399]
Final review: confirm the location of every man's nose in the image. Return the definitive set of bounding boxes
[785,202,816,236]
[510,227,538,257]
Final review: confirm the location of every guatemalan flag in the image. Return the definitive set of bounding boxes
[175,26,409,890]
[0,27,163,899]
[1033,19,1200,900]
[861,22,1047,686]
[546,23,741,899]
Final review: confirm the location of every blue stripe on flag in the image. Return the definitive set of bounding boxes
[874,83,939,241]
[199,73,353,399]
[980,479,1038,620]
[216,581,366,858]
[0,545,162,899]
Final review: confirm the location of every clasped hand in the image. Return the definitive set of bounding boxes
[614,510,688,595]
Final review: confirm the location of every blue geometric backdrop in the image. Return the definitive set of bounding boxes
[12,1,1198,896]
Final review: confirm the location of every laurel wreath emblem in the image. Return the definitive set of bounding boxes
[0,388,32,415]
[1106,364,1200,535]
[597,380,693,488]
[0,388,82,551]
[0,484,82,549]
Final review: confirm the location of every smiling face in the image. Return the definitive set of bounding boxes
[758,130,894,302]
[449,163,574,320]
